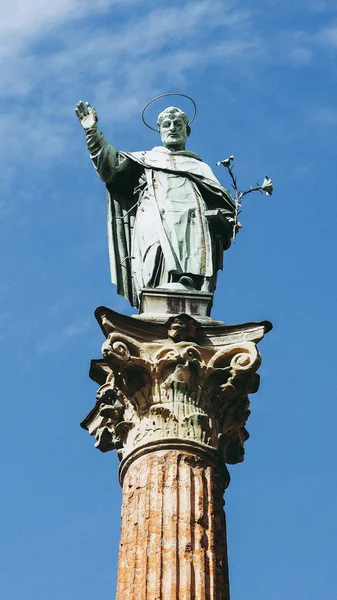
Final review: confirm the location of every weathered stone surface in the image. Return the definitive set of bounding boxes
[81,306,271,600]
[138,286,213,322]
[81,307,271,465]
[117,449,230,600]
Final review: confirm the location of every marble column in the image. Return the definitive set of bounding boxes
[81,307,271,600]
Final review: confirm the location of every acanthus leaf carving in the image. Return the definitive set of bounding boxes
[82,310,270,465]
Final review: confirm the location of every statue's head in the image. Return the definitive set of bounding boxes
[157,106,191,150]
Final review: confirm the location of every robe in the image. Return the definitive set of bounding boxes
[86,128,235,308]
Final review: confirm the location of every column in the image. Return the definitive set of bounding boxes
[81,307,271,600]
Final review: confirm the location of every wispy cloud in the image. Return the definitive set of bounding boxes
[316,22,337,47]
[310,106,337,127]
[280,31,315,66]
[36,315,91,355]
[278,16,337,67]
[2,0,337,176]
[0,1,260,172]
[307,0,337,12]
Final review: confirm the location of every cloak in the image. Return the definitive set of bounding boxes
[106,147,235,308]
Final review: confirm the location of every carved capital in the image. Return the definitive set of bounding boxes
[81,308,271,466]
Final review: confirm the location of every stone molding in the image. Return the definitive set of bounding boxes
[118,439,230,487]
[81,307,271,468]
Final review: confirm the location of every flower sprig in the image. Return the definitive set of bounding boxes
[216,155,273,241]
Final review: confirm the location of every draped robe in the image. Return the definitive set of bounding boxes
[86,128,235,308]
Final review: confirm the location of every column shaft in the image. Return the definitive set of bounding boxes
[117,449,229,600]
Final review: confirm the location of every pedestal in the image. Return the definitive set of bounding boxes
[138,286,213,322]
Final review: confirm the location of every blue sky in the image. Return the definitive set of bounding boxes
[1,0,337,598]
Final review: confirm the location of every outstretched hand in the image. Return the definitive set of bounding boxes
[75,101,98,130]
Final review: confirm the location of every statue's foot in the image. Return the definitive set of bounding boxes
[178,275,195,288]
[201,276,212,292]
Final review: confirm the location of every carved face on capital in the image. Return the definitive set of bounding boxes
[167,314,198,342]
[157,107,190,150]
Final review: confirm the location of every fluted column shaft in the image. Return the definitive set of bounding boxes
[117,449,229,600]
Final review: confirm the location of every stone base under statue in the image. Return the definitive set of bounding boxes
[136,284,217,324]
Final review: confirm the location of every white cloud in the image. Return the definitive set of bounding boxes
[283,32,314,66]
[0,0,260,174]
[0,0,255,101]
[0,0,130,43]
[2,0,337,179]
[311,107,337,127]
[274,17,337,69]
[307,0,337,12]
[316,23,337,47]
[36,317,91,355]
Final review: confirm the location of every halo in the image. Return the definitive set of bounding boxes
[142,93,197,132]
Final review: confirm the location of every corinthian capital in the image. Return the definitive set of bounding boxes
[81,308,271,468]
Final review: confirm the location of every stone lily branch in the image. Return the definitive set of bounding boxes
[216,155,273,241]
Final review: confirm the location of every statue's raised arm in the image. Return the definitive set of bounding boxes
[75,100,122,183]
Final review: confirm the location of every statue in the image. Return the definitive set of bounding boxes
[75,97,238,309]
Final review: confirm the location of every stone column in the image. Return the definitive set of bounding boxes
[117,449,229,600]
[81,307,271,600]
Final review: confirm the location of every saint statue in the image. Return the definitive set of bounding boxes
[75,98,237,309]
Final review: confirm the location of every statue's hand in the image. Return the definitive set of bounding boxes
[75,101,98,130]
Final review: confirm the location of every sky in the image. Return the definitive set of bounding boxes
[0,0,337,598]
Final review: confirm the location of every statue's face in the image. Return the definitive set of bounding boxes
[159,114,189,150]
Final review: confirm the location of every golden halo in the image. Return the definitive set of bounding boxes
[142,93,197,132]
